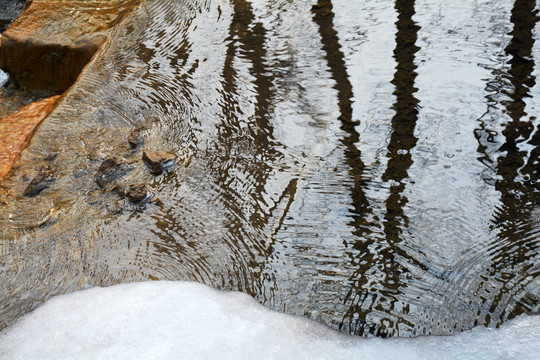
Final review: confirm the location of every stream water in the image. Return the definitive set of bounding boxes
[1,0,539,338]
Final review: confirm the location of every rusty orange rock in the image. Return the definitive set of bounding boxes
[0,0,138,94]
[0,95,59,182]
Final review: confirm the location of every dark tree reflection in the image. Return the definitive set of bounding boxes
[334,0,423,337]
[488,0,540,324]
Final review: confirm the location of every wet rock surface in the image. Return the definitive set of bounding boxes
[142,149,177,174]
[0,95,59,182]
[0,0,140,93]
[0,0,24,33]
[124,183,148,203]
[128,128,144,149]
[0,1,142,186]
[106,198,126,215]
[0,78,41,120]
[95,156,133,189]
[23,166,55,197]
[71,164,90,179]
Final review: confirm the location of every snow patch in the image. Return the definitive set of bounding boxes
[0,69,9,87]
[0,281,538,360]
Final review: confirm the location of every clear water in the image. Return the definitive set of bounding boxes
[0,0,539,338]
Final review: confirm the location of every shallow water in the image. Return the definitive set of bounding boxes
[0,0,539,337]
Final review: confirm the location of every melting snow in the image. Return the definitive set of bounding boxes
[0,281,538,360]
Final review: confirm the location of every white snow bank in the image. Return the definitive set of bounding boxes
[0,281,538,360]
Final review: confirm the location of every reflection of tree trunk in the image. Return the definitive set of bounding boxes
[496,0,538,202]
[311,0,370,229]
[487,0,540,323]
[208,0,281,296]
[381,0,421,275]
[336,0,422,337]
[311,1,376,335]
[463,0,540,327]
[493,0,538,253]
[310,4,382,325]
[220,0,275,141]
[383,0,420,184]
[508,0,539,183]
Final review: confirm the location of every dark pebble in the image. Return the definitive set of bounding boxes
[128,128,144,149]
[125,183,148,203]
[95,156,133,188]
[24,166,56,197]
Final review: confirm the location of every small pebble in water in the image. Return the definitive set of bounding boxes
[128,128,144,149]
[125,183,149,203]
[142,149,177,174]
[24,166,56,197]
[95,156,133,189]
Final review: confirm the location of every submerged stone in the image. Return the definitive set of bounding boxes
[24,166,55,197]
[0,95,59,183]
[142,149,177,174]
[95,156,133,189]
[106,198,126,215]
[125,183,148,203]
[86,189,102,206]
[128,128,144,149]
[72,164,90,179]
